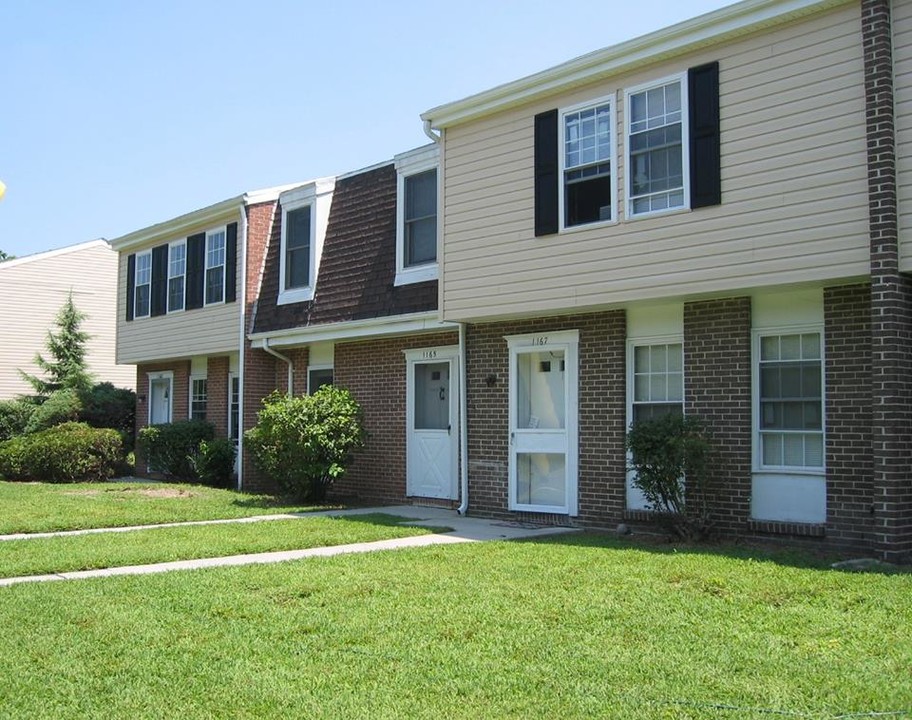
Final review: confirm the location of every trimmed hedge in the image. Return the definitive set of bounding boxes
[0,422,122,483]
[0,400,36,442]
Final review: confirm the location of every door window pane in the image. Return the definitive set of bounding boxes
[517,350,566,429]
[517,453,566,507]
[415,362,449,430]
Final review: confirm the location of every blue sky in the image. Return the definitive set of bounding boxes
[1,0,732,259]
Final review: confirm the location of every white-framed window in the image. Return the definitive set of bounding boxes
[754,329,824,471]
[276,179,337,305]
[228,373,240,442]
[629,340,684,424]
[307,365,334,394]
[625,74,689,218]
[134,250,152,319]
[560,96,616,230]
[395,144,439,286]
[205,228,226,306]
[190,377,208,421]
[168,240,186,313]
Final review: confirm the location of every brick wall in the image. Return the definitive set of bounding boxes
[863,0,912,561]
[464,312,626,525]
[825,284,875,549]
[206,356,229,437]
[683,298,752,534]
[333,331,459,503]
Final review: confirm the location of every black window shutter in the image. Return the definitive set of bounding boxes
[534,109,559,236]
[126,254,136,322]
[225,222,238,303]
[688,61,721,209]
[150,244,168,317]
[186,232,205,310]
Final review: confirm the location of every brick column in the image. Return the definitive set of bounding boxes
[206,356,229,437]
[684,298,752,533]
[863,0,912,561]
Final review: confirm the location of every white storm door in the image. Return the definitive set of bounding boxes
[507,331,579,515]
[406,347,459,500]
[148,373,173,425]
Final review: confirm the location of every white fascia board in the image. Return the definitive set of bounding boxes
[421,0,852,128]
[249,312,457,348]
[0,239,110,270]
[394,143,439,174]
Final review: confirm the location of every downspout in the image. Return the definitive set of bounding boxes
[236,203,248,491]
[423,119,440,143]
[457,322,469,515]
[262,337,294,397]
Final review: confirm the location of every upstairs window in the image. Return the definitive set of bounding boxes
[757,332,823,470]
[284,205,312,291]
[168,240,186,312]
[404,169,437,268]
[134,250,152,318]
[395,144,439,285]
[205,229,226,305]
[562,100,614,228]
[627,76,687,216]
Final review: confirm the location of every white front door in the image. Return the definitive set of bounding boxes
[406,347,459,500]
[507,331,579,515]
[149,374,173,425]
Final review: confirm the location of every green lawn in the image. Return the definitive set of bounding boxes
[0,534,908,719]
[0,480,328,534]
[0,514,438,578]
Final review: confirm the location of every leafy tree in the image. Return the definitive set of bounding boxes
[0,250,13,262]
[20,293,93,397]
[246,386,366,500]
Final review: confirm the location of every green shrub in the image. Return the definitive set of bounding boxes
[0,400,36,442]
[79,382,137,447]
[24,388,82,433]
[245,387,366,500]
[0,422,122,483]
[625,413,714,539]
[191,438,236,488]
[137,420,215,481]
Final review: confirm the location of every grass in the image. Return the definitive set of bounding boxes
[0,533,909,719]
[0,513,439,578]
[0,480,328,534]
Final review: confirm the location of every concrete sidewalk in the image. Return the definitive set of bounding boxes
[0,506,578,588]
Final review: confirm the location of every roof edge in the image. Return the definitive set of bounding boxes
[0,239,111,270]
[421,0,852,128]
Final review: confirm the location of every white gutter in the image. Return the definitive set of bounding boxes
[457,322,469,515]
[235,202,248,491]
[262,338,294,397]
[422,119,441,143]
[250,311,456,348]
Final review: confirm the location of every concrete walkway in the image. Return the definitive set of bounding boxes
[0,506,579,588]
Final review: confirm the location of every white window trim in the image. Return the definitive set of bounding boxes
[146,371,173,425]
[306,364,334,394]
[204,226,227,307]
[277,178,335,305]
[189,374,207,421]
[167,239,186,314]
[751,324,826,476]
[558,93,618,234]
[506,329,579,516]
[623,72,690,221]
[134,249,152,319]
[395,145,440,286]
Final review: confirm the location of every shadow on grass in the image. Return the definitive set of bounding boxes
[515,531,911,575]
[326,512,453,534]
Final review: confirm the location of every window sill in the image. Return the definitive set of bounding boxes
[558,217,618,235]
[277,287,314,305]
[394,264,438,286]
[753,468,825,477]
[624,204,691,223]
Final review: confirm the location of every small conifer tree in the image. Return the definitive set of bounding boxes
[20,293,93,397]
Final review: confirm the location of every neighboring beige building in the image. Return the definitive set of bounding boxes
[0,240,135,399]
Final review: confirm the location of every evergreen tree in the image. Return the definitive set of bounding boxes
[0,250,12,261]
[20,294,93,396]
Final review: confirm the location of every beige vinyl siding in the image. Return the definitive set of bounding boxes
[0,242,134,400]
[895,0,912,270]
[441,4,869,322]
[115,217,241,365]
